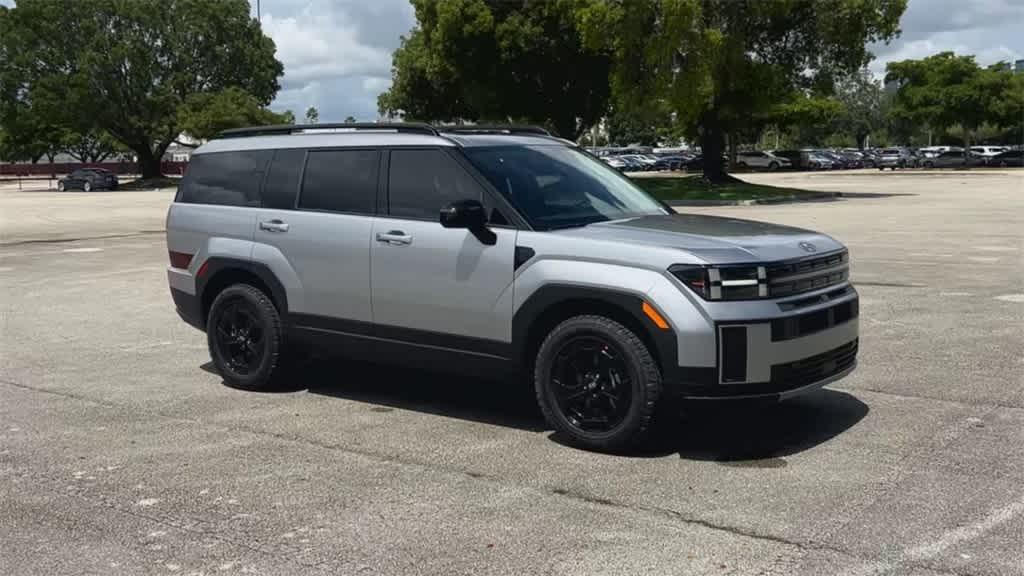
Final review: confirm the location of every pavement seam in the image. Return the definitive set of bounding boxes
[0,230,165,247]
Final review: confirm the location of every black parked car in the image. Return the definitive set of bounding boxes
[989,149,1023,167]
[58,168,118,191]
[651,155,689,171]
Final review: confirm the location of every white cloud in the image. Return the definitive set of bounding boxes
[256,0,415,122]
[868,0,1023,77]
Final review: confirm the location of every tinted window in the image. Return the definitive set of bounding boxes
[464,145,666,230]
[298,149,378,214]
[179,150,271,207]
[388,149,485,220]
[262,149,305,209]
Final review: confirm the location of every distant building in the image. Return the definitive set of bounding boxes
[1015,59,1024,74]
[883,78,901,94]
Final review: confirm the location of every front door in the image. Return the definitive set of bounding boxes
[370,148,516,352]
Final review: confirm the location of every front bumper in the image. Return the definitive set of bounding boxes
[668,287,860,400]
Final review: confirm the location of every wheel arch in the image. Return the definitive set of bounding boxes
[198,258,289,326]
[512,285,677,382]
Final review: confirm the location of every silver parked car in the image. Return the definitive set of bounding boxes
[166,123,859,451]
[876,148,918,170]
[736,150,791,170]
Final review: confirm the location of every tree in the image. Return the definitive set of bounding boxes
[0,0,283,178]
[886,53,1014,151]
[343,116,357,124]
[178,87,294,142]
[305,107,320,124]
[62,130,122,163]
[835,68,884,149]
[378,0,612,138]
[578,0,905,181]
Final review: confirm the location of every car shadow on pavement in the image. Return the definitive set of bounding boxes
[669,389,869,463]
[208,359,868,460]
[298,359,548,432]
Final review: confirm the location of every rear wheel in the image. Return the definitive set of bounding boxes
[83,181,92,192]
[57,181,65,191]
[534,315,663,452]
[924,161,934,168]
[207,284,287,390]
[768,161,779,171]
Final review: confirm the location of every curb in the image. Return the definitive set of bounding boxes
[669,192,842,207]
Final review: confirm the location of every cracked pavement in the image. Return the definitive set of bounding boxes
[1,169,1023,575]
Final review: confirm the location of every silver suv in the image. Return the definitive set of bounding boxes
[167,123,859,451]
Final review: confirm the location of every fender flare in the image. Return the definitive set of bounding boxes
[197,257,290,320]
[511,284,679,381]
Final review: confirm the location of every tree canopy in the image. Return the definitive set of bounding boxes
[0,0,283,176]
[305,107,320,124]
[378,0,612,138]
[577,0,906,180]
[886,52,1022,149]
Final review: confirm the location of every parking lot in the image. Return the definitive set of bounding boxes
[1,170,1022,575]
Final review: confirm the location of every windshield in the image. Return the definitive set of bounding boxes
[463,145,667,230]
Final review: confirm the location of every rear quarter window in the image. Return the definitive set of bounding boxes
[177,150,272,207]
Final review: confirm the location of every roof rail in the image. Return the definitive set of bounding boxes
[218,122,440,138]
[437,124,552,136]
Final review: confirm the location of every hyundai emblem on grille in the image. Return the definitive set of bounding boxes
[799,241,817,253]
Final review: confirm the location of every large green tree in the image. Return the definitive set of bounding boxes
[834,68,885,149]
[177,87,294,142]
[378,0,612,138]
[886,53,1017,150]
[578,0,905,181]
[0,0,283,177]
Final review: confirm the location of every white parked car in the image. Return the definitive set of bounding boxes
[969,146,1008,160]
[737,151,791,170]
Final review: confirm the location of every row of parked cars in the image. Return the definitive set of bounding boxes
[590,145,1023,173]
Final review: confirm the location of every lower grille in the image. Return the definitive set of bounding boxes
[771,298,858,341]
[770,339,858,386]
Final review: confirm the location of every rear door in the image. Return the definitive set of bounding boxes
[370,148,516,348]
[253,147,378,324]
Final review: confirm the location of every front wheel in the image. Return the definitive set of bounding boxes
[924,161,934,168]
[534,315,663,452]
[207,284,286,390]
[57,181,65,191]
[768,161,779,171]
[83,181,92,192]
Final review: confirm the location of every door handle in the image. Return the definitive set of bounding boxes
[375,230,413,246]
[259,219,289,233]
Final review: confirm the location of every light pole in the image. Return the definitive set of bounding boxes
[256,0,261,22]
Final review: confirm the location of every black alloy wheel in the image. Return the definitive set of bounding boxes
[550,336,632,432]
[535,315,663,452]
[207,284,285,390]
[213,299,265,376]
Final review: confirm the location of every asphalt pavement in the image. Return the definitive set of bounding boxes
[1,169,1023,575]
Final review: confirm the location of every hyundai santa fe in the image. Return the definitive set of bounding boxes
[166,123,859,451]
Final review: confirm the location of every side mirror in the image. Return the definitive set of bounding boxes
[440,199,495,245]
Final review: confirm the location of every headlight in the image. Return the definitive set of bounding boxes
[669,264,767,300]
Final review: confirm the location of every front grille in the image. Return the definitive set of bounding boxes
[766,251,849,298]
[770,339,858,386]
[771,298,858,341]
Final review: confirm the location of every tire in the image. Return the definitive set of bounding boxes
[534,315,663,452]
[1000,160,1008,168]
[57,181,65,191]
[878,167,884,171]
[924,161,934,168]
[768,161,779,171]
[83,181,91,192]
[206,284,287,390]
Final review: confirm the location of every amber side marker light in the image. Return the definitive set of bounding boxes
[642,302,670,330]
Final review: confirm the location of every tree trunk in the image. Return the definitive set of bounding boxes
[136,146,162,179]
[856,133,868,150]
[700,111,736,183]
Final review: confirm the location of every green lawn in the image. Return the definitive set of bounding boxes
[632,175,820,202]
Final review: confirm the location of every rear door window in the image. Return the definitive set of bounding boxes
[178,150,272,207]
[298,149,378,214]
[262,149,306,209]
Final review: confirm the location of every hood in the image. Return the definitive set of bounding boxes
[552,213,844,264]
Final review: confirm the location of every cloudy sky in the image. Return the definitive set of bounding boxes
[255,0,1023,122]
